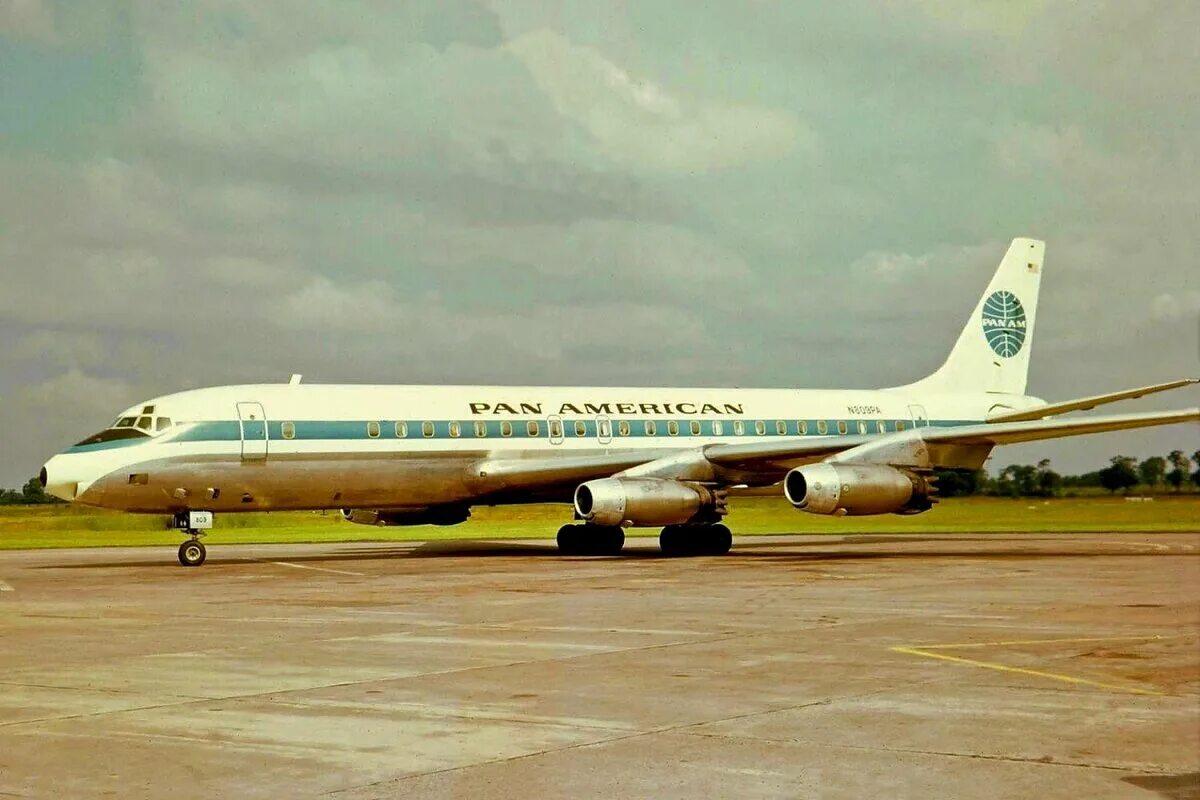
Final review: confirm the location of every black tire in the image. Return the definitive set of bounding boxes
[705,524,733,555]
[586,524,625,556]
[557,524,579,555]
[178,540,206,567]
[660,524,731,556]
[659,525,689,557]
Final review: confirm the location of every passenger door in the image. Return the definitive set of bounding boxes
[237,402,269,461]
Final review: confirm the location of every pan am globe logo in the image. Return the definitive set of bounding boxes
[981,290,1026,358]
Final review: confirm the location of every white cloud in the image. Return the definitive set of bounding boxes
[506,28,808,173]
[0,371,144,480]
[848,243,995,284]
[1150,292,1200,323]
[420,218,755,287]
[0,0,58,43]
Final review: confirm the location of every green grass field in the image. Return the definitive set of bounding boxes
[1,496,1197,550]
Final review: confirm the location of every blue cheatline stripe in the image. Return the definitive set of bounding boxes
[79,416,977,448]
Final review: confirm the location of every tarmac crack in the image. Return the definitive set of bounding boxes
[680,733,1177,776]
[0,631,761,731]
[324,687,899,796]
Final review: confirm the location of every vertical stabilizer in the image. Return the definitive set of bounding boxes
[905,238,1044,395]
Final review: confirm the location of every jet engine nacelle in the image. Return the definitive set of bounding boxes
[574,478,726,527]
[340,504,471,526]
[784,463,936,516]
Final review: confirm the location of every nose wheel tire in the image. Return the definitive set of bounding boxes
[178,540,207,567]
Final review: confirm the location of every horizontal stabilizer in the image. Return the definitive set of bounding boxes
[988,379,1199,423]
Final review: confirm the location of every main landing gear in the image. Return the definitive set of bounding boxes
[173,511,214,567]
[557,523,625,556]
[555,522,733,556]
[659,523,733,557]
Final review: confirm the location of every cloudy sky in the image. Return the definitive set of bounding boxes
[1,0,1197,487]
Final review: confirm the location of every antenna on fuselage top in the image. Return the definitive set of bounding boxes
[289,374,303,385]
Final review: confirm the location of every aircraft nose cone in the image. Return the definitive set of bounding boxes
[41,456,82,502]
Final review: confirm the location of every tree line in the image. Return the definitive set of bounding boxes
[0,477,62,505]
[936,449,1200,498]
[2,449,1198,505]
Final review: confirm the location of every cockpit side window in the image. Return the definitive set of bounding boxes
[136,416,153,431]
[156,417,172,431]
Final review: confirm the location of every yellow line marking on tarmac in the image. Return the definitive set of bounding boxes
[257,560,364,577]
[909,634,1186,650]
[0,580,13,592]
[890,634,1190,697]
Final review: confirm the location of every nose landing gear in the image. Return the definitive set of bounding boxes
[178,537,207,567]
[173,510,213,567]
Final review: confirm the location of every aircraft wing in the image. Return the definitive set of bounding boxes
[924,407,1199,446]
[468,408,1198,492]
[987,378,1198,423]
[707,407,1199,471]
[469,438,861,494]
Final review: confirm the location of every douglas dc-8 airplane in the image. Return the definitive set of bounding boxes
[41,238,1198,566]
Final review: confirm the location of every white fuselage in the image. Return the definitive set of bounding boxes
[42,383,1042,514]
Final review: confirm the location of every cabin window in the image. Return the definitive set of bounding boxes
[896,420,906,432]
[618,420,630,437]
[858,421,867,435]
[836,421,848,435]
[367,421,381,438]
[474,421,487,438]
[574,420,587,437]
[422,421,435,438]
[817,420,828,435]
[712,420,723,436]
[798,421,807,435]
[690,420,701,436]
[549,419,562,438]
[281,422,296,440]
[754,420,766,436]
[667,420,679,436]
[501,421,513,437]
[734,420,745,436]
[156,417,172,432]
[776,420,787,435]
[877,421,887,434]
[448,421,461,438]
[395,421,408,438]
[526,421,540,437]
[645,420,657,436]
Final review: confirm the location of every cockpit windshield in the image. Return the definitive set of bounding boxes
[74,405,173,446]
